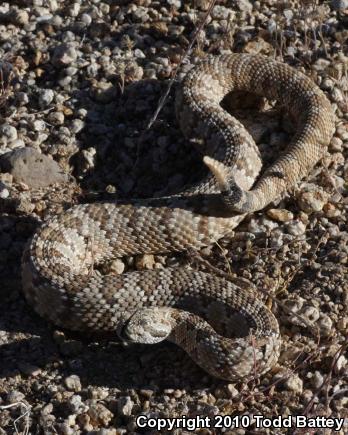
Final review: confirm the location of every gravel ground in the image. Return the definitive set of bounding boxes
[0,0,347,434]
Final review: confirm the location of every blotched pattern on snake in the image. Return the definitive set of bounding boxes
[22,54,335,380]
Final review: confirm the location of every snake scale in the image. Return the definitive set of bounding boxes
[22,54,335,381]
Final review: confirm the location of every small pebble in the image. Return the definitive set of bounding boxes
[234,0,253,12]
[284,374,303,393]
[38,89,55,108]
[135,254,155,270]
[0,181,9,199]
[7,390,25,403]
[330,136,343,152]
[310,371,324,389]
[33,120,46,132]
[267,208,294,222]
[70,119,84,134]
[64,375,82,392]
[0,124,18,143]
[331,0,348,11]
[103,259,125,275]
[335,355,347,372]
[52,43,78,67]
[318,314,333,337]
[285,220,306,236]
[212,5,233,20]
[9,8,29,26]
[88,403,113,426]
[67,395,86,414]
[300,305,320,323]
[297,184,329,213]
[47,111,65,125]
[117,396,134,416]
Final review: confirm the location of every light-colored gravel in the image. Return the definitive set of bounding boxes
[0,0,347,434]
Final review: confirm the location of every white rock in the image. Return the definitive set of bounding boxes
[39,89,55,107]
[310,371,324,389]
[0,124,18,143]
[318,314,333,337]
[64,374,82,392]
[335,355,347,371]
[285,220,306,236]
[297,184,329,213]
[284,374,303,393]
[331,0,348,10]
[0,187,9,199]
[32,120,46,132]
[117,396,134,416]
[212,5,234,20]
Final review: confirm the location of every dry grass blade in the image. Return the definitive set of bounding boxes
[133,0,218,174]
[0,402,31,435]
[291,338,348,435]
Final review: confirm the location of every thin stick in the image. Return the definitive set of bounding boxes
[0,402,31,435]
[132,0,217,174]
[145,0,217,131]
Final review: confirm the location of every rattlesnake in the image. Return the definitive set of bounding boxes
[22,54,335,381]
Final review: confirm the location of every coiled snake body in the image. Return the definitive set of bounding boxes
[22,54,335,381]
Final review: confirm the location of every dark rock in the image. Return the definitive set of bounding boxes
[0,148,69,188]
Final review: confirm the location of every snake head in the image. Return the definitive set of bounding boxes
[121,308,173,344]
